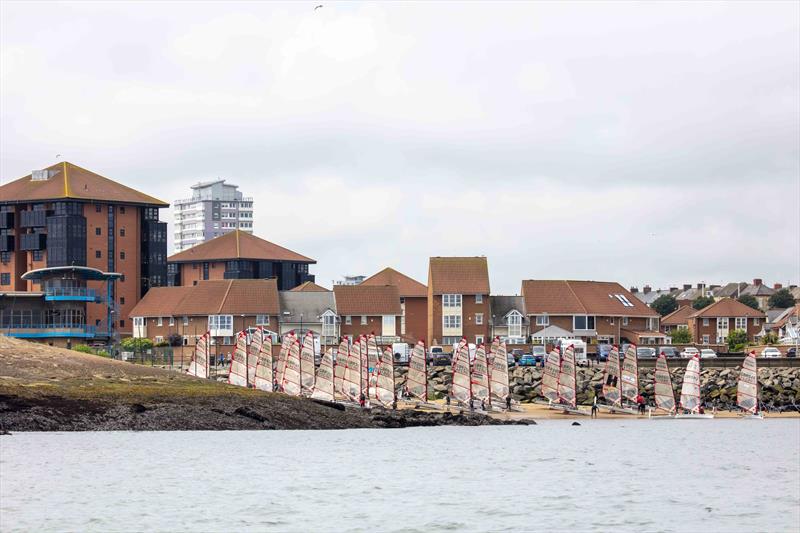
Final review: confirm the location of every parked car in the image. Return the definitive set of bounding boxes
[597,344,613,362]
[518,354,537,366]
[680,347,700,359]
[507,353,516,366]
[787,347,797,358]
[700,348,717,359]
[531,345,547,364]
[427,346,444,363]
[658,346,680,358]
[510,349,524,362]
[761,347,781,358]
[636,347,656,358]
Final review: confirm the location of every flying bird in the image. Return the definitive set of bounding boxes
[314,4,323,10]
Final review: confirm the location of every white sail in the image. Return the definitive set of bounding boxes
[601,344,622,406]
[253,330,273,392]
[471,343,490,404]
[542,347,560,403]
[679,354,702,413]
[228,331,249,387]
[282,339,302,396]
[450,338,472,404]
[374,347,396,407]
[300,331,316,394]
[407,340,428,402]
[247,327,263,385]
[654,353,676,413]
[557,344,577,408]
[359,335,369,395]
[275,332,294,388]
[333,338,349,397]
[737,351,759,414]
[343,337,362,401]
[489,338,510,405]
[621,343,639,403]
[366,334,379,395]
[187,332,210,378]
[311,348,335,401]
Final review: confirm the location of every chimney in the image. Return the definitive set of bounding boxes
[630,286,638,294]
[696,283,703,289]
[669,287,678,292]
[753,278,762,286]
[683,284,691,290]
[774,283,782,290]
[643,285,651,294]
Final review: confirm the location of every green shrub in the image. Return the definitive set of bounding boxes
[72,344,94,354]
[651,295,678,316]
[727,329,748,352]
[120,337,153,351]
[669,328,692,344]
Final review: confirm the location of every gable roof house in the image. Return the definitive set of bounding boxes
[361,267,428,344]
[521,280,664,347]
[686,297,766,345]
[427,257,491,347]
[333,284,402,342]
[489,295,527,344]
[739,279,776,311]
[278,290,338,344]
[660,305,694,333]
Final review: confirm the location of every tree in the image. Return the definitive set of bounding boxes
[651,294,678,316]
[768,288,796,309]
[120,337,153,352]
[669,328,692,344]
[737,294,761,311]
[692,295,715,310]
[727,329,748,352]
[761,332,779,345]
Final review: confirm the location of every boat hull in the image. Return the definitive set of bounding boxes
[740,413,764,420]
[674,413,715,419]
[597,404,640,416]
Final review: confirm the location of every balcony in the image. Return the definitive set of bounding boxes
[44,287,102,302]
[20,233,46,251]
[0,212,14,229]
[20,210,48,228]
[1,323,97,339]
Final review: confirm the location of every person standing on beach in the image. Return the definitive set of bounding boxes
[636,393,646,414]
[359,392,366,408]
[591,395,598,418]
[505,396,512,410]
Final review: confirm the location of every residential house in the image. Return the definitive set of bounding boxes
[360,267,427,344]
[522,280,665,347]
[427,257,491,347]
[712,282,748,300]
[630,285,679,307]
[332,284,402,343]
[489,295,528,344]
[739,279,775,311]
[166,230,315,291]
[660,305,694,334]
[674,283,713,307]
[290,281,330,292]
[686,297,765,345]
[278,290,338,346]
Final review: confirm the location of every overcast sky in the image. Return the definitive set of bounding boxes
[2,1,798,293]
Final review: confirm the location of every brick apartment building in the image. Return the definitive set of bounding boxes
[361,267,427,344]
[427,257,491,347]
[332,284,402,342]
[686,297,765,345]
[166,230,315,291]
[0,162,167,340]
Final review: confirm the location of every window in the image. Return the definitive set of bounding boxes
[536,315,549,326]
[475,313,484,325]
[208,315,233,334]
[183,316,189,326]
[717,318,729,330]
[120,297,125,305]
[95,227,101,236]
[119,319,125,328]
[120,207,125,214]
[442,294,462,307]
[573,315,596,330]
[475,294,483,304]
[475,335,484,344]
[95,250,101,258]
[120,228,125,237]
[678,324,688,330]
[735,317,747,329]
[121,274,125,282]
[95,204,102,213]
[361,315,368,325]
[120,251,125,260]
[609,317,614,325]
[0,273,9,285]
[322,313,336,336]
[702,335,710,344]
[345,315,352,325]
[157,317,163,326]
[753,318,760,326]
[647,317,659,331]
[256,315,270,326]
[133,317,144,327]
[613,294,635,307]
[507,312,522,337]
[155,336,164,344]
[702,318,709,326]
[32,250,43,261]
[169,317,175,327]
[443,315,462,328]
[622,317,629,326]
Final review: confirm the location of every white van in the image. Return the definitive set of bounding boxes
[392,342,411,365]
[555,338,588,365]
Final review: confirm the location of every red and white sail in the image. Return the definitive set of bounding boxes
[343,337,362,401]
[737,351,759,414]
[228,330,249,387]
[679,354,702,413]
[359,335,369,395]
[557,344,577,408]
[471,343,490,404]
[406,340,428,402]
[602,344,622,406]
[621,344,639,403]
[282,339,302,396]
[489,338,510,405]
[311,348,335,401]
[450,338,472,404]
[187,332,210,378]
[253,332,274,392]
[654,353,676,413]
[542,347,561,403]
[374,347,396,407]
[333,338,349,397]
[300,331,316,395]
[275,332,295,388]
[247,327,263,385]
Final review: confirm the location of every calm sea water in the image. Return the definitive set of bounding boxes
[1,420,798,532]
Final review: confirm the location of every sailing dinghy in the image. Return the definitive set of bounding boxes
[282,338,302,396]
[187,331,211,378]
[253,328,274,392]
[300,331,316,395]
[342,336,362,401]
[600,344,622,406]
[450,338,472,406]
[649,352,677,419]
[737,351,763,419]
[374,347,396,407]
[471,343,491,410]
[275,332,295,390]
[489,337,511,410]
[333,337,349,398]
[541,347,561,404]
[676,354,713,419]
[599,344,638,414]
[311,348,336,401]
[228,331,249,387]
[554,344,589,416]
[621,344,639,405]
[407,340,436,407]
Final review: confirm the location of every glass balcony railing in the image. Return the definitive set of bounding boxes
[44,287,100,302]
[1,323,97,338]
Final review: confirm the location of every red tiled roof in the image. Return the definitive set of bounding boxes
[290,281,330,292]
[333,285,402,316]
[661,305,694,326]
[688,297,766,318]
[168,230,314,263]
[361,267,427,298]
[428,257,489,295]
[0,162,168,206]
[128,279,279,318]
[521,280,658,317]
